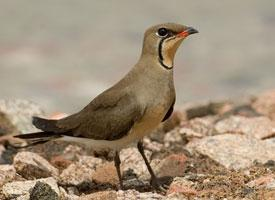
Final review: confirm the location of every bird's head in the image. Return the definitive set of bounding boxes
[141,23,198,70]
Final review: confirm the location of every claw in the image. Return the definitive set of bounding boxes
[150,177,169,193]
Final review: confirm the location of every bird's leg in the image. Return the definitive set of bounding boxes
[137,140,166,191]
[114,151,123,189]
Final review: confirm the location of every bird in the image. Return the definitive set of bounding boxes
[15,23,198,190]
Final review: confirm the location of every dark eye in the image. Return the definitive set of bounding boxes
[157,28,168,37]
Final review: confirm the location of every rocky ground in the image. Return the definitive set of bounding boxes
[1,90,275,199]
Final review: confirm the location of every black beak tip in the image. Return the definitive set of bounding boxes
[187,27,199,35]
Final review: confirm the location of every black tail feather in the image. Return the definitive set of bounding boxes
[13,131,61,148]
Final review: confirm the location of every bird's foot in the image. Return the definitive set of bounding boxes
[150,176,171,193]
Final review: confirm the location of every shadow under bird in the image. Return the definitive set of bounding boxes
[15,23,198,190]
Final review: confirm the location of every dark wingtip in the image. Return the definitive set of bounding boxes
[32,116,48,130]
[32,116,39,125]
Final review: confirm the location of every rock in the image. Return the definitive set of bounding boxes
[13,151,59,179]
[154,154,188,178]
[79,190,117,200]
[214,116,275,139]
[260,191,275,200]
[30,181,59,200]
[167,177,197,196]
[164,128,186,147]
[120,147,151,179]
[0,111,17,135]
[0,144,6,163]
[252,90,275,120]
[164,116,216,147]
[187,134,275,170]
[0,99,44,133]
[78,155,104,169]
[28,141,90,161]
[0,164,16,186]
[247,175,275,189]
[59,186,79,200]
[187,116,216,136]
[165,193,189,200]
[50,155,73,170]
[183,101,231,119]
[2,177,59,199]
[116,189,163,200]
[92,162,119,186]
[59,162,94,186]
[143,137,164,153]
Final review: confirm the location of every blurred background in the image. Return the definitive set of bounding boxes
[0,0,274,114]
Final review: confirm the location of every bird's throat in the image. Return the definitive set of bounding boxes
[158,38,173,70]
[158,37,183,70]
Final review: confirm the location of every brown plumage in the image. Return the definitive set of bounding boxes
[15,23,198,190]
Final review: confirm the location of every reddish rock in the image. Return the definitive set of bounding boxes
[155,154,188,178]
[59,163,94,186]
[214,116,275,139]
[50,155,72,170]
[92,162,119,186]
[167,177,197,197]
[252,90,275,120]
[247,175,275,189]
[260,191,275,200]
[13,151,59,180]
[79,191,117,200]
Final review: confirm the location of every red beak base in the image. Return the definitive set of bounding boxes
[177,27,198,38]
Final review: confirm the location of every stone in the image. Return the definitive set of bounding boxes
[188,116,216,136]
[30,181,59,200]
[59,162,94,186]
[252,90,275,120]
[143,137,164,153]
[78,155,104,169]
[2,177,59,199]
[50,155,72,170]
[214,116,275,139]
[13,151,59,179]
[28,141,88,161]
[120,147,151,179]
[92,162,119,186]
[183,101,231,119]
[59,186,79,200]
[116,189,163,200]
[0,164,16,186]
[154,154,188,178]
[0,99,44,133]
[0,144,6,163]
[167,177,197,196]
[187,134,275,170]
[165,193,189,200]
[164,128,185,147]
[0,111,17,135]
[79,190,117,200]
[247,175,275,189]
[260,191,275,200]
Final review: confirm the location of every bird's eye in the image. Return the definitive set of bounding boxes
[157,28,168,37]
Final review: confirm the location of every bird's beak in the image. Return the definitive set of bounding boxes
[177,27,199,38]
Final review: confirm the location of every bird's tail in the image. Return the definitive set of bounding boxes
[13,132,62,148]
